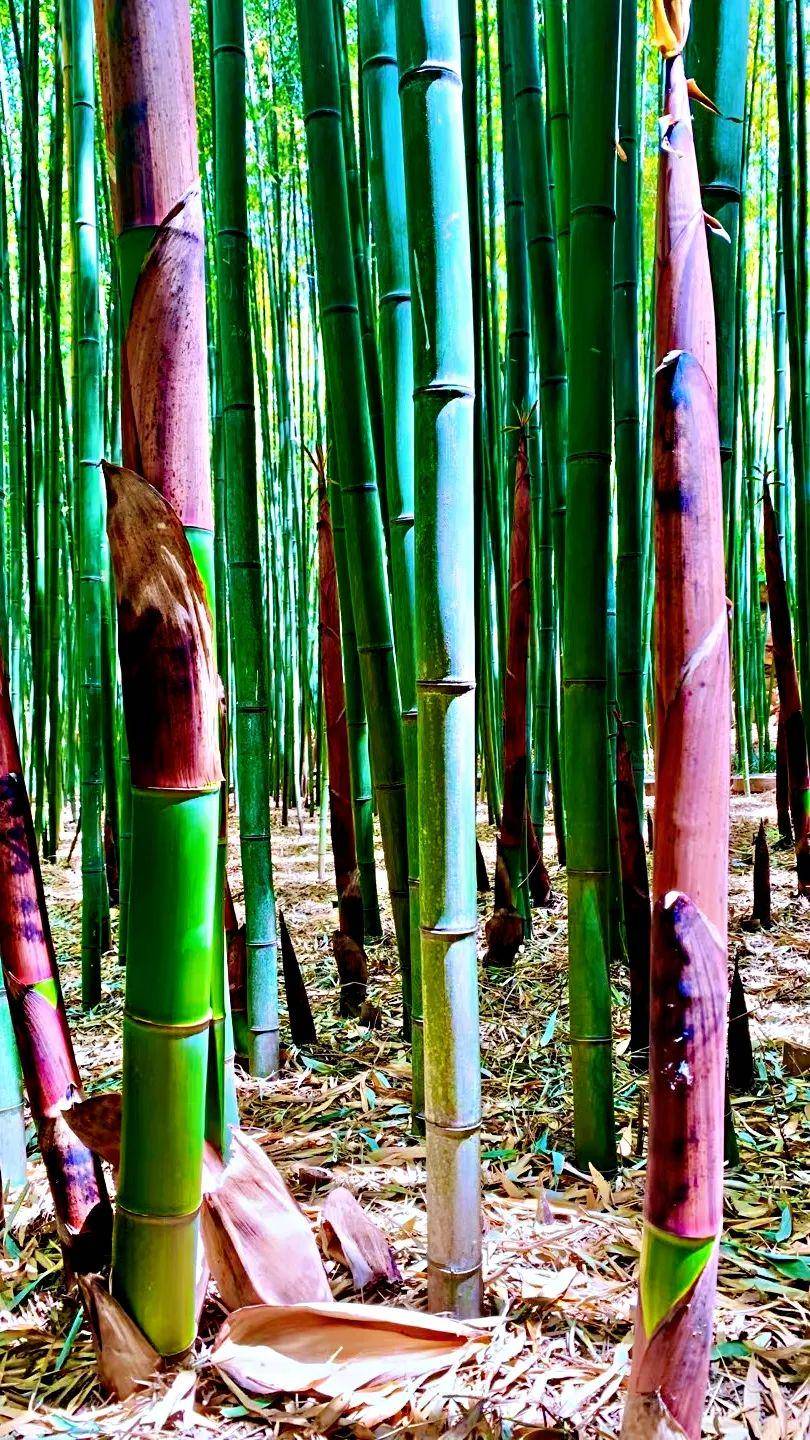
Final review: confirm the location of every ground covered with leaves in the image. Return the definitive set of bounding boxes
[0,790,808,1438]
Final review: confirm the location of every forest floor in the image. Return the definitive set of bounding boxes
[0,789,808,1439]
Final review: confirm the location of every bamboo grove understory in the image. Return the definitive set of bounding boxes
[0,0,805,1433]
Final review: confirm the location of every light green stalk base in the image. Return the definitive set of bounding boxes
[112,786,218,1356]
[639,1222,717,1338]
[186,526,239,1143]
[0,978,26,1189]
[207,832,238,1156]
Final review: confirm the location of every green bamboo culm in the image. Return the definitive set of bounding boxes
[65,0,105,1007]
[687,0,752,561]
[358,0,421,1121]
[507,0,568,618]
[396,0,482,1317]
[541,0,571,321]
[211,0,279,1077]
[96,0,221,1354]
[613,0,644,811]
[295,0,411,1032]
[563,0,620,1173]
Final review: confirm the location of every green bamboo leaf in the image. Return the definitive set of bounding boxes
[540,1008,558,1047]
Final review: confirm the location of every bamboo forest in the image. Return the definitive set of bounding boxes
[0,0,808,1433]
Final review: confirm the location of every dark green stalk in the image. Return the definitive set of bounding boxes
[541,0,571,316]
[212,0,279,1077]
[563,0,621,1173]
[295,0,411,1030]
[688,0,752,562]
[358,0,420,1114]
[613,0,644,812]
[507,0,568,623]
[65,0,105,1007]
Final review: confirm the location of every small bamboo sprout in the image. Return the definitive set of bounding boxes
[475,841,491,894]
[752,819,772,929]
[727,953,754,1092]
[621,6,731,1434]
[278,912,316,1047]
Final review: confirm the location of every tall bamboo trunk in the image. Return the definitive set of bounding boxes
[507,0,568,619]
[688,0,751,561]
[212,0,279,1077]
[396,0,482,1318]
[622,20,730,1434]
[358,0,421,1119]
[96,0,221,1355]
[563,0,621,1173]
[65,0,105,1009]
[295,0,411,1035]
[614,0,644,814]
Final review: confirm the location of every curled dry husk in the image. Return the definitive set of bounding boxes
[79,1274,160,1400]
[654,0,691,57]
[201,1129,332,1310]
[64,1091,123,1171]
[104,462,221,791]
[209,1300,487,1403]
[320,1186,401,1290]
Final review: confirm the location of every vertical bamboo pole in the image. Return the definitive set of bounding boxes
[96,0,220,1354]
[358,0,421,1115]
[614,0,644,812]
[563,0,621,1172]
[622,13,730,1431]
[65,0,105,1007]
[396,0,482,1317]
[212,0,279,1077]
[295,0,411,1032]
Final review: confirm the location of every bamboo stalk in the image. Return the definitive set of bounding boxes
[563,0,621,1172]
[65,0,105,1007]
[358,0,421,1118]
[622,17,730,1431]
[212,0,280,1077]
[96,0,220,1354]
[396,0,482,1318]
[295,0,411,1032]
